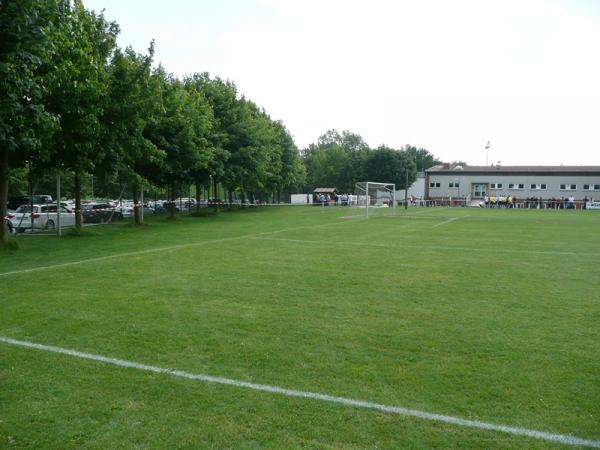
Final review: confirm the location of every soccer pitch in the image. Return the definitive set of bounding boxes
[1,207,599,449]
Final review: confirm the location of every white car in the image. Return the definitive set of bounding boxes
[8,204,76,233]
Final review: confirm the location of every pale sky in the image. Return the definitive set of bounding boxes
[84,0,600,165]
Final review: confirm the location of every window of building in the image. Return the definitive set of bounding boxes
[448,182,460,188]
[518,183,524,189]
[508,183,515,189]
[583,184,600,191]
[596,184,600,191]
[429,182,440,188]
[560,184,577,190]
[490,183,503,189]
[531,184,547,190]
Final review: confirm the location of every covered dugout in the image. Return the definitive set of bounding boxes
[313,188,337,205]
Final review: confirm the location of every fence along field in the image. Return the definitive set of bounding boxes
[1,206,599,448]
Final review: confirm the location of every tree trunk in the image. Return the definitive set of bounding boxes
[169,184,176,219]
[228,189,233,208]
[213,178,219,209]
[0,147,9,245]
[74,173,82,231]
[195,180,200,214]
[133,185,141,226]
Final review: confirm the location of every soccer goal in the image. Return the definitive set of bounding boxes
[353,182,396,218]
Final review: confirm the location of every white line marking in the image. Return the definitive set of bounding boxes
[250,236,593,258]
[0,219,359,278]
[1,336,598,448]
[0,235,245,278]
[431,217,461,228]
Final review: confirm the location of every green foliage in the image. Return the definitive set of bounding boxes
[100,43,164,187]
[0,0,58,159]
[403,145,442,172]
[145,70,213,191]
[303,130,426,191]
[363,145,417,189]
[0,0,61,244]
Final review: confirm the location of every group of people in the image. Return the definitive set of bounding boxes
[481,194,592,209]
[481,195,515,208]
[526,196,576,209]
[314,193,355,205]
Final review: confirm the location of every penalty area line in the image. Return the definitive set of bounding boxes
[431,216,462,228]
[1,336,598,448]
[0,219,358,278]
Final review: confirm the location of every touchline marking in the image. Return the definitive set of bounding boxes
[0,219,359,278]
[1,337,598,448]
[431,217,461,228]
[0,235,245,278]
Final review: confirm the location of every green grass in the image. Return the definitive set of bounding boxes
[1,206,599,449]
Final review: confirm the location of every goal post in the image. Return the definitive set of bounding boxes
[354,182,396,218]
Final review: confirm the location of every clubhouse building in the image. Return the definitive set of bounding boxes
[425,164,600,203]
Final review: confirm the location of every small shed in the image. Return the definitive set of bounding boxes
[313,188,337,205]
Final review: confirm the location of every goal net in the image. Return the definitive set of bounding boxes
[353,182,396,218]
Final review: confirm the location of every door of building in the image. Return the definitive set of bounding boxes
[472,183,487,198]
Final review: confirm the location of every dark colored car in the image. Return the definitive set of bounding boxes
[82,202,122,223]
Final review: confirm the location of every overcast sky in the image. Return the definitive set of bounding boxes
[84,0,600,166]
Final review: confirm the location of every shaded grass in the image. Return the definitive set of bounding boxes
[1,206,599,448]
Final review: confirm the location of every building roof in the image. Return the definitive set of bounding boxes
[426,165,600,175]
[313,187,337,193]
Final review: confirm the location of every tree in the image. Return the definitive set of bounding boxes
[362,146,417,189]
[303,129,370,192]
[403,145,441,172]
[274,121,305,201]
[45,1,119,231]
[304,143,352,191]
[0,0,59,245]
[99,43,164,225]
[145,69,213,218]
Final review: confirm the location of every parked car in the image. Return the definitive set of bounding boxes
[173,198,197,211]
[115,201,154,218]
[117,201,135,218]
[8,204,75,233]
[148,200,168,213]
[7,195,53,212]
[82,202,122,223]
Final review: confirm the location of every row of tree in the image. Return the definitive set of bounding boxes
[303,130,440,193]
[0,0,306,244]
[1,1,443,247]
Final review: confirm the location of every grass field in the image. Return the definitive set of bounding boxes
[1,206,599,449]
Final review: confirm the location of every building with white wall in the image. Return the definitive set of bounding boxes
[425,164,600,202]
